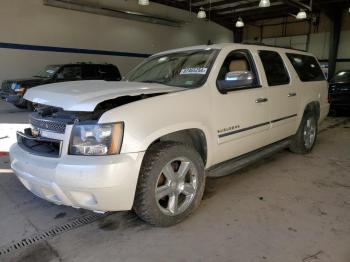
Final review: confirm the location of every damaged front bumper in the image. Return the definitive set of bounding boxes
[10,143,145,212]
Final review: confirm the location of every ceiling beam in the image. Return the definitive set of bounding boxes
[213,1,284,15]
[150,0,233,30]
[213,5,297,19]
[201,0,245,9]
[282,0,312,11]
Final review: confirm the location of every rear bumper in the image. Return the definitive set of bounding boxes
[10,143,145,212]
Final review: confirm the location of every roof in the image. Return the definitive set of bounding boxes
[154,43,314,57]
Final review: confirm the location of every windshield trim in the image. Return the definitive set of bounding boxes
[125,48,220,89]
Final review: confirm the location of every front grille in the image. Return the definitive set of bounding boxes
[17,129,62,158]
[30,113,67,134]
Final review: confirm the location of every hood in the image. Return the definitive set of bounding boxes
[24,80,185,111]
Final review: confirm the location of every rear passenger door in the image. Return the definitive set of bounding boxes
[258,50,298,143]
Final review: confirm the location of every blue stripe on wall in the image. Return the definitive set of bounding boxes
[0,42,151,58]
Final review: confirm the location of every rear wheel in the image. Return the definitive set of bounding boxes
[289,110,318,154]
[133,142,205,227]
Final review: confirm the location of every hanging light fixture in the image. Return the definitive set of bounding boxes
[235,17,244,27]
[197,7,206,19]
[259,0,270,8]
[138,0,149,6]
[296,9,307,19]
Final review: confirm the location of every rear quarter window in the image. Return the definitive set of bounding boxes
[286,53,325,82]
[258,50,290,86]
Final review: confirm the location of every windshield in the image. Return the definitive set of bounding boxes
[34,65,60,78]
[332,71,350,83]
[126,49,218,88]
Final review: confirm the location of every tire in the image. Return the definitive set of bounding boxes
[14,99,27,109]
[289,110,318,154]
[133,141,205,227]
[26,101,34,111]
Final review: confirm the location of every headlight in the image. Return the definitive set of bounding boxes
[69,122,124,156]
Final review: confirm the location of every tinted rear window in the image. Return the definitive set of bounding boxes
[258,50,290,86]
[332,71,350,83]
[286,53,325,82]
[99,65,121,81]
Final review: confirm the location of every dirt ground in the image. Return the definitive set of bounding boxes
[0,100,349,262]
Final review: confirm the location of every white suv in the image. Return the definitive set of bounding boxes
[10,43,329,226]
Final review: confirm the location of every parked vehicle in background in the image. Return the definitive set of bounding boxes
[329,70,350,115]
[10,44,329,226]
[0,63,121,110]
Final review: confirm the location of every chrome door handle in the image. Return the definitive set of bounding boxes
[255,98,268,103]
[288,92,297,97]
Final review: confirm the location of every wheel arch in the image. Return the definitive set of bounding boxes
[303,101,320,120]
[144,128,209,166]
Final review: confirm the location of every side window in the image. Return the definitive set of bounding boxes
[286,53,325,82]
[99,65,121,81]
[216,50,259,93]
[57,66,82,80]
[82,65,99,79]
[258,50,290,86]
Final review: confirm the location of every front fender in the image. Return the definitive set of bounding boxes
[98,87,215,167]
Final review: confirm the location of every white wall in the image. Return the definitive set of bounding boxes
[0,0,233,83]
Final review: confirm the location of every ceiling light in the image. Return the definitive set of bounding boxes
[235,17,244,27]
[138,0,149,6]
[296,9,307,19]
[259,0,270,8]
[197,7,206,19]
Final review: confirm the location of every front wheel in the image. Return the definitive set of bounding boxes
[14,98,28,109]
[289,110,318,154]
[133,142,205,227]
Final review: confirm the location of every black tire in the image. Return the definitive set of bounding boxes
[26,101,34,111]
[289,110,318,154]
[14,98,28,109]
[133,141,205,227]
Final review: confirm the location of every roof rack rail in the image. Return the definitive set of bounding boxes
[241,41,308,53]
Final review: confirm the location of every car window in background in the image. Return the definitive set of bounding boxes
[332,71,350,83]
[99,65,121,81]
[57,66,82,80]
[34,65,60,78]
[286,53,325,82]
[82,65,98,79]
[258,50,290,86]
[126,49,218,88]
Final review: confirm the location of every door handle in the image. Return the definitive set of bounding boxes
[288,92,297,97]
[255,98,268,103]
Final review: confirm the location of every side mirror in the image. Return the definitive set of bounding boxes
[217,71,255,94]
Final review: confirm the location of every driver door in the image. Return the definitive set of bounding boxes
[211,49,270,165]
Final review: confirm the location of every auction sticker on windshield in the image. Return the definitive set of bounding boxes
[180,68,208,75]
